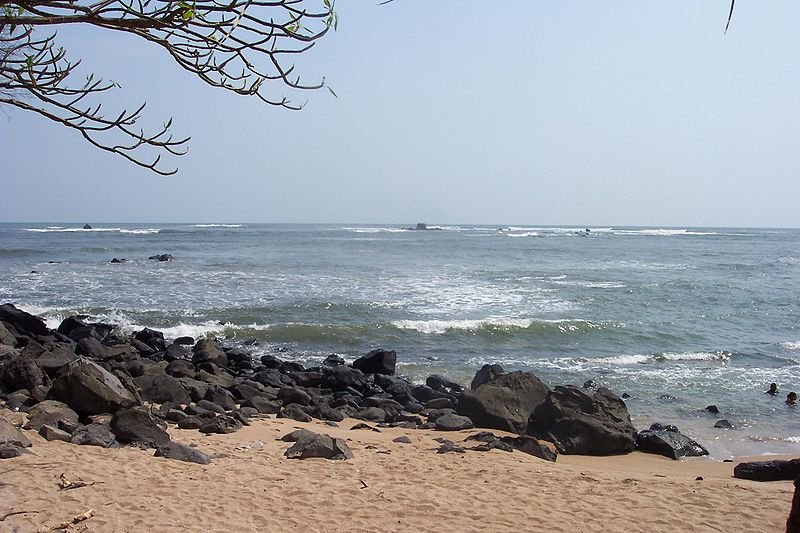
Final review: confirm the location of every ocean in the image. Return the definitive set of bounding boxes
[1,222,798,458]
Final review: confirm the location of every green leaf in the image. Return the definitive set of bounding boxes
[18,5,23,14]
[323,0,330,7]
[182,9,193,20]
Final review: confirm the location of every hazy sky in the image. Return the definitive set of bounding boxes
[1,1,798,227]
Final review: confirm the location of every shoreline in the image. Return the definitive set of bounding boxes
[2,414,795,532]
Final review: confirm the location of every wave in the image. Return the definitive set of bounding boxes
[191,224,244,228]
[613,228,719,237]
[559,351,734,367]
[391,317,611,336]
[504,231,540,238]
[780,341,800,351]
[24,227,159,234]
[342,227,407,234]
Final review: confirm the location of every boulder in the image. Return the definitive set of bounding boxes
[457,371,550,434]
[23,400,79,431]
[528,386,637,455]
[411,384,453,404]
[312,404,345,423]
[501,435,557,462]
[165,359,196,379]
[636,423,709,460]
[733,459,800,482]
[0,418,31,448]
[0,321,17,346]
[196,399,226,414]
[1,354,50,392]
[0,444,24,459]
[155,442,210,465]
[0,303,49,337]
[281,428,318,442]
[199,415,243,434]
[323,365,367,391]
[111,406,170,448]
[352,348,396,376]
[38,424,72,442]
[277,386,312,406]
[165,343,191,361]
[134,374,191,404]
[426,374,464,396]
[278,404,313,423]
[434,413,474,431]
[323,354,345,367]
[134,328,166,352]
[354,407,386,423]
[284,431,353,460]
[470,364,505,390]
[70,423,119,448]
[50,359,139,415]
[204,386,237,411]
[192,339,228,368]
[242,396,282,414]
[35,347,79,375]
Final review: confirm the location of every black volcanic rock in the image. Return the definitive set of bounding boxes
[352,348,396,376]
[636,423,709,460]
[457,371,550,434]
[528,386,637,456]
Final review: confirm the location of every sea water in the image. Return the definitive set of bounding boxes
[1,223,798,458]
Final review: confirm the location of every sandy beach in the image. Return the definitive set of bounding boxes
[2,414,794,533]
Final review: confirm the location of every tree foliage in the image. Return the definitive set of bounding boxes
[0,0,336,174]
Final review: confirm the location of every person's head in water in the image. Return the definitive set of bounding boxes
[767,383,779,395]
[787,392,798,405]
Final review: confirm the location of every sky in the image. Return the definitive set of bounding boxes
[1,1,798,227]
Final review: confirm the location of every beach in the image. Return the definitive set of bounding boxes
[2,414,794,532]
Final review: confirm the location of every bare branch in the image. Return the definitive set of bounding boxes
[0,0,336,173]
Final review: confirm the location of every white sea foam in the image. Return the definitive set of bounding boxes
[614,228,718,237]
[504,231,540,238]
[191,224,244,228]
[25,227,159,234]
[156,321,230,340]
[392,318,534,334]
[343,227,407,233]
[550,280,627,289]
[780,341,800,351]
[119,229,160,235]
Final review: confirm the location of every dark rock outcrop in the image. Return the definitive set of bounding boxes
[434,413,474,431]
[636,423,709,460]
[0,419,31,448]
[199,415,243,434]
[0,303,49,337]
[284,431,353,460]
[352,348,396,376]
[23,400,79,431]
[70,423,119,448]
[457,371,550,434]
[134,374,191,404]
[528,386,637,455]
[470,364,505,390]
[733,459,800,482]
[155,442,210,465]
[111,406,171,448]
[50,359,139,415]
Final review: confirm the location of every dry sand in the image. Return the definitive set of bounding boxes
[1,414,794,532]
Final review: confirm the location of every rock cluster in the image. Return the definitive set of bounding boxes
[0,303,710,464]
